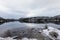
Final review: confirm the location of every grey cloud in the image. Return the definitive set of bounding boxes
[0,0,60,18]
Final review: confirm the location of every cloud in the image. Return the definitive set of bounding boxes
[26,0,60,17]
[0,0,60,18]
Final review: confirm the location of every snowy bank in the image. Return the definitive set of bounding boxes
[0,37,16,40]
[0,37,37,40]
[0,27,60,40]
[42,27,60,40]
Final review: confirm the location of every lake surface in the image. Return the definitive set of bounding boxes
[0,21,60,33]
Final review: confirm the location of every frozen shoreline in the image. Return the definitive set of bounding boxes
[0,26,60,40]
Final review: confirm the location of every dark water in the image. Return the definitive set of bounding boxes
[0,21,60,33]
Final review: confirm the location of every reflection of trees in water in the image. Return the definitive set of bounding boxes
[0,20,60,25]
[0,21,15,25]
[0,18,18,25]
[19,17,60,25]
[0,21,18,25]
[0,22,5,25]
[0,16,60,25]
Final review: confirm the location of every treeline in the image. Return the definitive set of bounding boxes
[19,15,60,24]
[0,17,18,25]
[0,15,60,24]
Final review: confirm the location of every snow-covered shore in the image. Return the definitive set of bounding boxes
[0,26,60,40]
[0,37,37,40]
[42,27,60,40]
[0,37,16,40]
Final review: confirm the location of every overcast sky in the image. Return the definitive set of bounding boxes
[0,0,60,19]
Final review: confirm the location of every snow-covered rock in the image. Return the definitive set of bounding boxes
[42,27,60,40]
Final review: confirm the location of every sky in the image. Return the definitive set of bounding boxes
[0,0,60,19]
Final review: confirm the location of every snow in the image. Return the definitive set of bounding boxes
[42,27,60,40]
[22,38,37,40]
[0,37,37,40]
[0,37,16,40]
[0,26,60,40]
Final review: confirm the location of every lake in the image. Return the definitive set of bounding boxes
[0,21,60,34]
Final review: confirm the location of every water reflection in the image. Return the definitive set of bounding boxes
[0,18,60,35]
[0,22,5,25]
[0,21,15,25]
[19,16,60,25]
[0,21,60,26]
